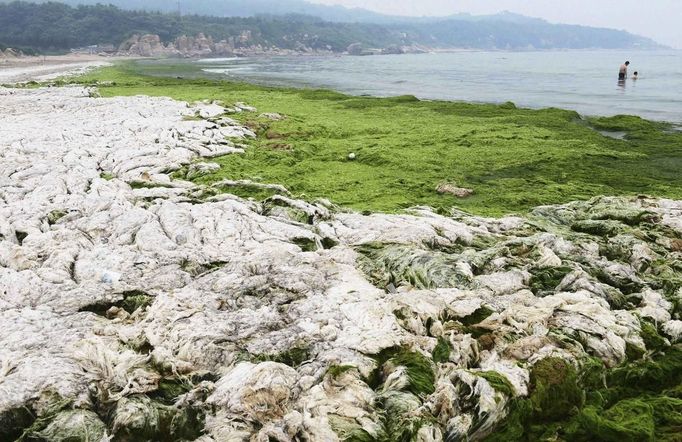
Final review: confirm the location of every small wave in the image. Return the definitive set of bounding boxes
[202,68,230,74]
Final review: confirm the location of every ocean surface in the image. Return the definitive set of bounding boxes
[145,50,682,122]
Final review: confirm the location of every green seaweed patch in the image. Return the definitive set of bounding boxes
[32,409,107,442]
[529,266,574,295]
[329,414,379,442]
[590,207,658,226]
[149,378,193,405]
[77,63,682,216]
[529,357,583,421]
[389,349,436,397]
[487,347,682,441]
[589,115,671,134]
[100,172,115,180]
[432,337,452,364]
[378,391,437,442]
[47,210,68,225]
[458,306,494,326]
[477,371,516,397]
[292,236,318,252]
[78,290,154,316]
[207,180,287,201]
[180,259,226,277]
[356,243,472,290]
[368,347,436,397]
[253,345,311,368]
[571,219,627,237]
[15,394,73,441]
[120,290,154,314]
[321,237,340,249]
[326,364,357,379]
[640,319,669,353]
[112,394,205,441]
[128,180,173,190]
[578,400,655,441]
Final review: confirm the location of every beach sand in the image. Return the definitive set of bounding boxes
[0,54,127,83]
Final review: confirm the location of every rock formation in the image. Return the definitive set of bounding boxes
[0,84,681,440]
[118,33,243,58]
[0,48,23,61]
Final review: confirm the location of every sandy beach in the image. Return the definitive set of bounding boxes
[0,54,126,83]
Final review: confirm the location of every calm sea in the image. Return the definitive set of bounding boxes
[144,50,682,123]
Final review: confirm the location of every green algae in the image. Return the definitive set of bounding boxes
[68,63,682,217]
[389,350,436,397]
[458,306,495,326]
[432,337,452,364]
[528,266,574,296]
[356,243,472,290]
[579,400,656,441]
[571,219,627,237]
[368,347,436,397]
[486,348,682,441]
[477,371,516,397]
[179,259,226,277]
[528,357,583,421]
[47,210,68,225]
[640,319,669,353]
[79,291,154,316]
[292,236,319,252]
[326,364,357,378]
[378,391,436,442]
[253,345,311,368]
[148,378,193,405]
[34,409,107,442]
[119,291,154,315]
[329,415,379,442]
[111,394,204,441]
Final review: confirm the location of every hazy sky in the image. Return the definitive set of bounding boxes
[310,0,682,48]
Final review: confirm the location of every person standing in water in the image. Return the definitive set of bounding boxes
[619,61,630,80]
[632,71,639,80]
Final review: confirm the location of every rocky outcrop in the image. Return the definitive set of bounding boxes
[118,33,249,58]
[1,85,681,440]
[0,48,23,61]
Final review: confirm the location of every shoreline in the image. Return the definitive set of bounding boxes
[128,54,682,125]
[0,54,133,83]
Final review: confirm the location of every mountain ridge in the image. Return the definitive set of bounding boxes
[0,1,663,53]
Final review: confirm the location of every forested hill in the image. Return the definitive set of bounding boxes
[0,1,662,53]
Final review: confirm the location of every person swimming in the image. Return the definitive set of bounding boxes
[619,61,630,80]
[633,71,639,80]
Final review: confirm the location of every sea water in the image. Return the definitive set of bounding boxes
[144,50,682,123]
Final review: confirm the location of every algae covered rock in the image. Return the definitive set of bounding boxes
[37,409,108,442]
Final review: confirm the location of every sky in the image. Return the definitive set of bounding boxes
[309,0,682,48]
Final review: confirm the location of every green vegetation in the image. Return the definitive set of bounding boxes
[78,290,154,316]
[0,1,397,52]
[253,345,311,367]
[432,337,452,364]
[357,243,472,290]
[487,349,682,441]
[478,371,516,397]
[67,63,682,216]
[0,1,659,52]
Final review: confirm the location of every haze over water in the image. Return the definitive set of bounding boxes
[186,50,682,123]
